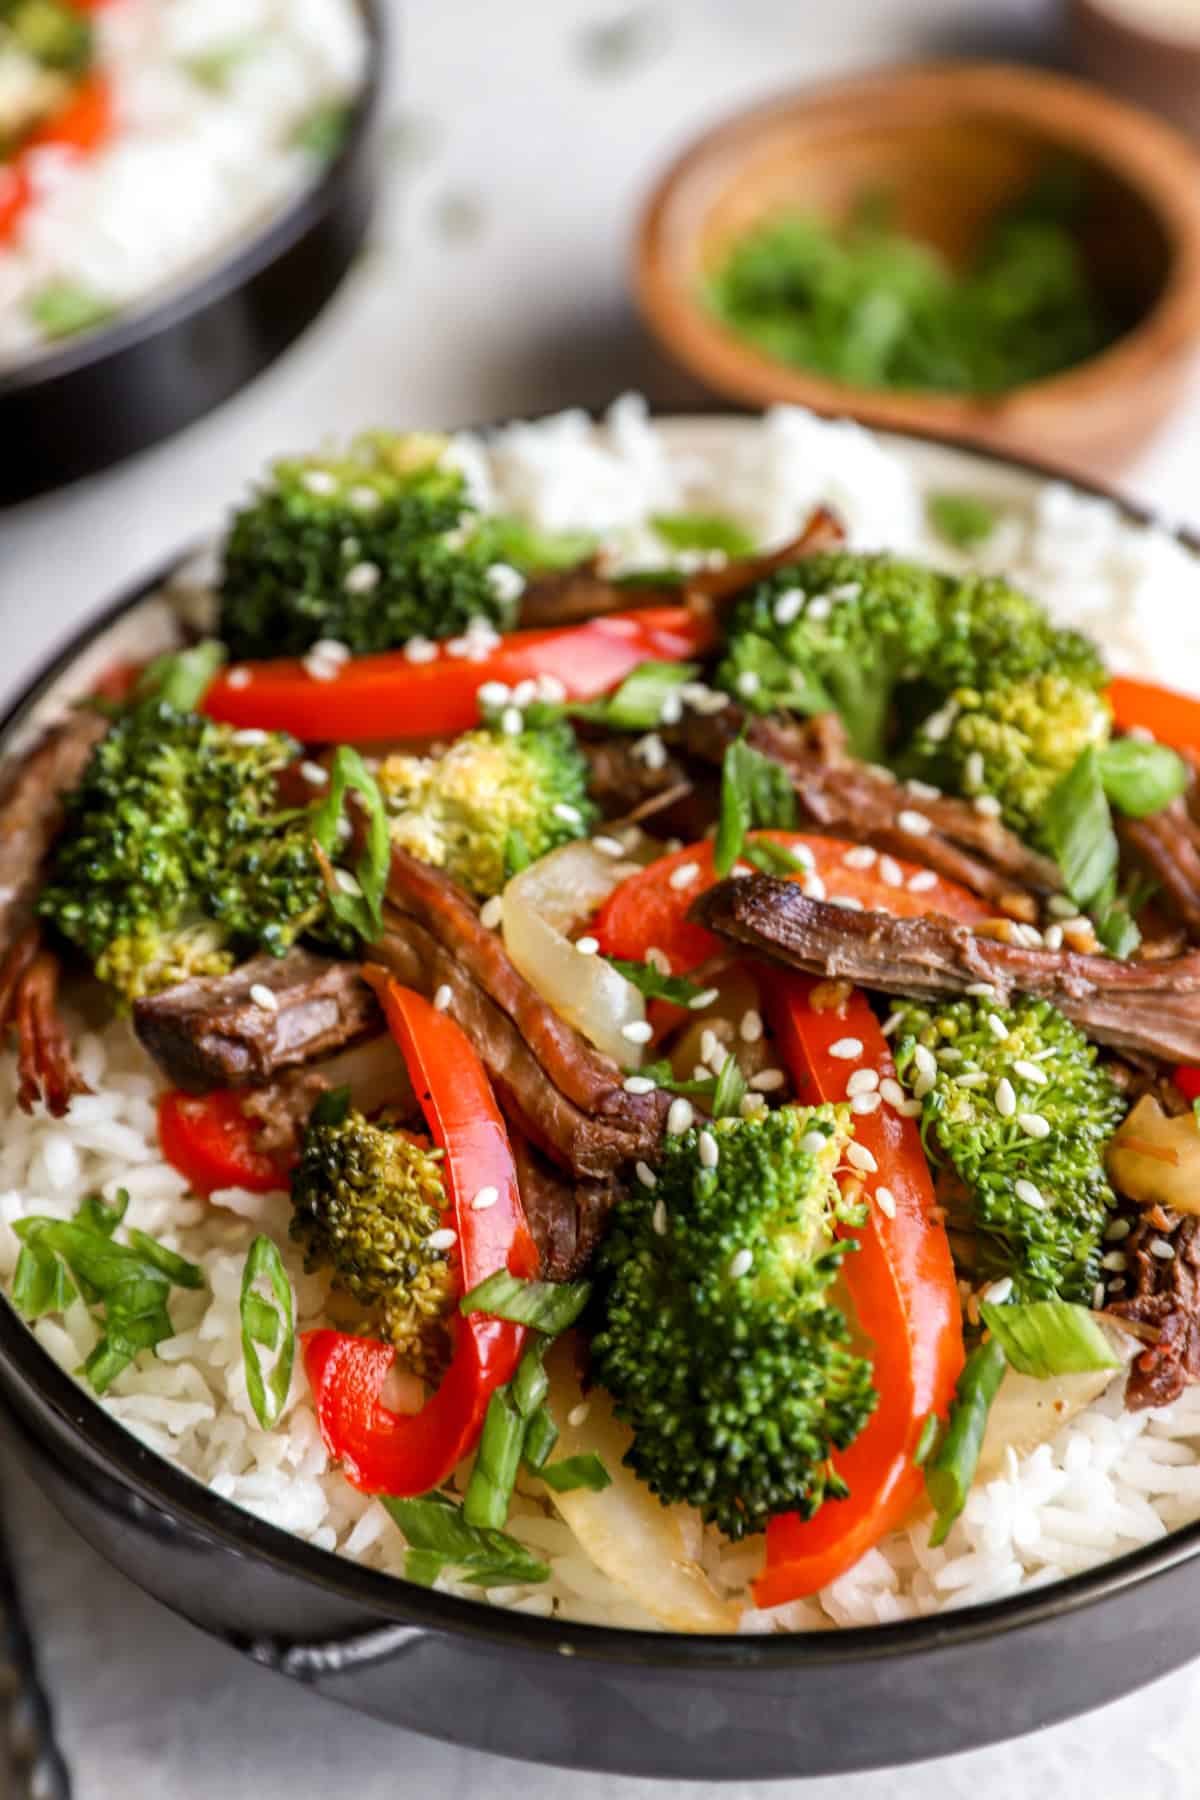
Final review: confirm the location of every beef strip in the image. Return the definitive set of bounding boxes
[691,875,1200,1064]
[1119,800,1200,941]
[241,1068,333,1159]
[516,508,844,632]
[134,948,381,1090]
[667,707,1061,913]
[369,848,670,1177]
[1108,1213,1200,1409]
[508,1125,622,1281]
[576,736,717,840]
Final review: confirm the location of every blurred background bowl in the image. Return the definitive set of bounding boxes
[635,60,1200,476]
[0,0,384,509]
[1070,0,1200,140]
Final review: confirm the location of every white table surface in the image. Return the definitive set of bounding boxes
[4,1,1200,1794]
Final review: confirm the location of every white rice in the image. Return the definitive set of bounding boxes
[0,0,367,364]
[7,400,1200,1635]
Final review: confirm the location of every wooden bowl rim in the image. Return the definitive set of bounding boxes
[634,58,1200,432]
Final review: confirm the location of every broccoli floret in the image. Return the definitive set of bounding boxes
[377,721,596,897]
[893,996,1126,1304]
[2,0,92,72]
[38,700,338,1002]
[218,432,524,660]
[290,1109,456,1374]
[717,551,1107,774]
[901,671,1112,842]
[590,1105,877,1542]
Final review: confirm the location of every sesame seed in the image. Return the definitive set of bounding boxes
[652,1199,668,1236]
[538,674,567,704]
[1013,1059,1048,1085]
[846,1068,880,1097]
[906,780,942,801]
[402,636,438,665]
[803,873,827,901]
[921,706,956,744]
[634,733,667,771]
[965,982,997,999]
[852,1092,882,1115]
[937,1046,962,1064]
[846,1143,878,1174]
[964,751,985,789]
[800,1130,828,1153]
[645,947,671,975]
[1101,1249,1128,1272]
[470,1187,499,1212]
[986,1013,1009,1040]
[480,896,503,929]
[875,1186,897,1218]
[1108,1277,1127,1294]
[806,596,832,622]
[878,856,903,888]
[735,670,761,698]
[344,562,381,595]
[897,809,933,837]
[249,982,279,1012]
[227,667,252,689]
[830,1037,864,1060]
[302,469,337,496]
[973,794,1003,819]
[689,987,720,1011]
[740,1092,767,1118]
[349,484,380,511]
[568,1403,590,1428]
[1015,1179,1044,1210]
[334,868,362,897]
[433,984,453,1011]
[486,563,525,604]
[740,1010,763,1044]
[575,935,599,956]
[698,1129,719,1169]
[427,1227,458,1250]
[843,845,877,870]
[880,1077,906,1106]
[553,802,583,827]
[881,1015,904,1039]
[510,679,538,708]
[592,835,625,858]
[1150,1237,1176,1261]
[728,1249,753,1279]
[828,894,865,912]
[983,1277,1014,1305]
[995,1077,1016,1117]
[635,1161,657,1188]
[621,1020,654,1045]
[668,861,701,891]
[1104,1217,1131,1242]
[896,1098,923,1118]
[1047,894,1077,919]
[500,706,524,737]
[1043,925,1064,951]
[913,1044,938,1079]
[911,1073,934,1101]
[1018,1112,1051,1139]
[907,869,938,893]
[231,727,269,746]
[1092,1282,1106,1311]
[955,1071,989,1089]
[750,1068,786,1092]
[667,1097,694,1135]
[659,693,683,727]
[299,760,329,786]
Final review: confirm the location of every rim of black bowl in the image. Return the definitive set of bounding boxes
[0,0,385,402]
[2,414,1198,1671]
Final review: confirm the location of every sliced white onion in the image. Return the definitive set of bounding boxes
[540,1343,738,1633]
[501,838,650,1066]
[1108,1095,1200,1216]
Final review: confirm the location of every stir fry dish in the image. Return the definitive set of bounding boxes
[5,412,1200,1633]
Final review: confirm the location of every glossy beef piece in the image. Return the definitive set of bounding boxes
[133,949,381,1091]
[692,876,1200,1064]
[1118,768,1200,942]
[509,1126,622,1281]
[1109,1214,1200,1410]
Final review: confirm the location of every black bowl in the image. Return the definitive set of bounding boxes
[0,0,384,508]
[2,430,1200,1781]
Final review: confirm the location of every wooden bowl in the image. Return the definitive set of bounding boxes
[634,61,1200,475]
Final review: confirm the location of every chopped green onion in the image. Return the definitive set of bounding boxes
[383,1494,550,1587]
[512,1338,550,1418]
[133,641,226,714]
[310,746,390,941]
[460,1270,591,1335]
[711,1052,747,1120]
[571,659,700,731]
[926,492,997,551]
[474,516,599,572]
[604,955,708,1007]
[463,1386,526,1530]
[29,280,116,341]
[714,738,797,877]
[292,101,351,160]
[239,1235,296,1430]
[534,1453,612,1494]
[913,1410,940,1467]
[1097,738,1188,819]
[925,1337,1006,1547]
[979,1299,1118,1379]
[742,839,813,877]
[126,1229,205,1289]
[522,1406,560,1470]
[503,828,532,877]
[649,512,755,557]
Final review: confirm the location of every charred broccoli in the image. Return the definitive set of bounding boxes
[590,1104,877,1541]
[377,719,595,897]
[892,995,1126,1304]
[218,432,527,660]
[290,1106,456,1374]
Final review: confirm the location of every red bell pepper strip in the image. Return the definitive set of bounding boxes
[754,974,964,1606]
[1,74,114,245]
[1109,676,1200,756]
[202,607,716,744]
[1173,1065,1200,1104]
[592,830,991,974]
[302,972,538,1494]
[158,1089,289,1196]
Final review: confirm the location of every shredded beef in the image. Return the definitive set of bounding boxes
[133,949,381,1090]
[241,1068,334,1159]
[1109,1214,1200,1409]
[691,876,1200,1064]
[1119,799,1200,942]
[508,1125,622,1281]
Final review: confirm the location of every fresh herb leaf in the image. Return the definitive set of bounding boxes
[711,1052,747,1119]
[534,1453,612,1494]
[460,1270,591,1335]
[925,1337,1006,1547]
[28,280,116,341]
[463,1385,525,1530]
[1093,896,1141,960]
[571,660,699,731]
[979,1299,1118,1379]
[239,1235,295,1429]
[133,641,226,713]
[650,512,755,557]
[1097,738,1188,818]
[12,1240,77,1318]
[1043,747,1118,914]
[926,492,998,551]
[522,1406,559,1470]
[715,738,797,876]
[383,1494,550,1587]
[605,954,707,1007]
[310,746,390,941]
